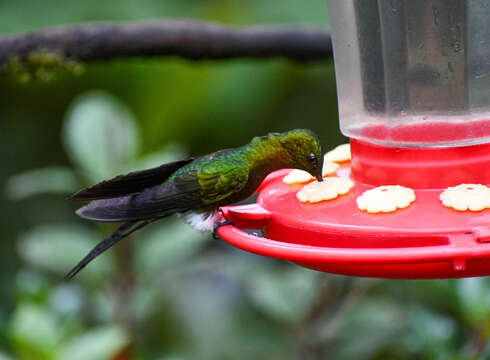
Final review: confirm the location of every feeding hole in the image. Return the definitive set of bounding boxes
[465,186,475,190]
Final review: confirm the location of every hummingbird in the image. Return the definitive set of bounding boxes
[66,129,323,279]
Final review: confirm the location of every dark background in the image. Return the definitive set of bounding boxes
[0,0,488,359]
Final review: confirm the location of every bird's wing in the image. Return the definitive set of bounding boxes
[69,158,195,201]
[76,172,202,221]
[198,161,250,205]
[76,159,249,222]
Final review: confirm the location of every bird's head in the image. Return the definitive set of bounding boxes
[278,129,324,181]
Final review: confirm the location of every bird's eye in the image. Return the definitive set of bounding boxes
[308,153,317,166]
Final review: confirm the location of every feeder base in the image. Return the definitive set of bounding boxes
[217,165,490,279]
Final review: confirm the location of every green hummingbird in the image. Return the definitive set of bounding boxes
[66,129,323,279]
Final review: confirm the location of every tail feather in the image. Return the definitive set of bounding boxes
[65,220,154,280]
[68,158,195,201]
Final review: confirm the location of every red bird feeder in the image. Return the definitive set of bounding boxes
[217,1,490,279]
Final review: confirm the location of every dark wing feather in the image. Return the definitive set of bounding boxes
[65,220,153,279]
[69,158,194,201]
[76,170,204,222]
[75,158,250,222]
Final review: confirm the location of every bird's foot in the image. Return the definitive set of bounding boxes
[213,219,235,240]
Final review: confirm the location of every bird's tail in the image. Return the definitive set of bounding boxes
[65,219,155,280]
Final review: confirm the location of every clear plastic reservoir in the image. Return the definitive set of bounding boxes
[326,0,490,147]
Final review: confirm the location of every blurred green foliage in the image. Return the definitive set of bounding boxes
[1,0,489,359]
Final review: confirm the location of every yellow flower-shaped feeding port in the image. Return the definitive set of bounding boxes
[297,177,354,203]
[324,143,351,163]
[356,185,416,213]
[283,161,340,185]
[283,169,314,184]
[322,160,340,177]
[440,184,490,212]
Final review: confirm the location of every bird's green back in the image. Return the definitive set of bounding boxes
[167,129,322,207]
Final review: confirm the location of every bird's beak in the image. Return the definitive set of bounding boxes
[316,173,323,182]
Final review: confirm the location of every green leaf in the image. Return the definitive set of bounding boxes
[15,269,49,301]
[134,219,209,275]
[0,351,14,360]
[162,268,290,359]
[402,307,455,357]
[8,302,60,359]
[317,298,406,360]
[456,278,490,326]
[62,91,140,183]
[246,265,320,324]
[4,166,79,200]
[17,224,114,280]
[58,326,129,360]
[49,284,84,316]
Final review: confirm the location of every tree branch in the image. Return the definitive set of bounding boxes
[0,19,332,67]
